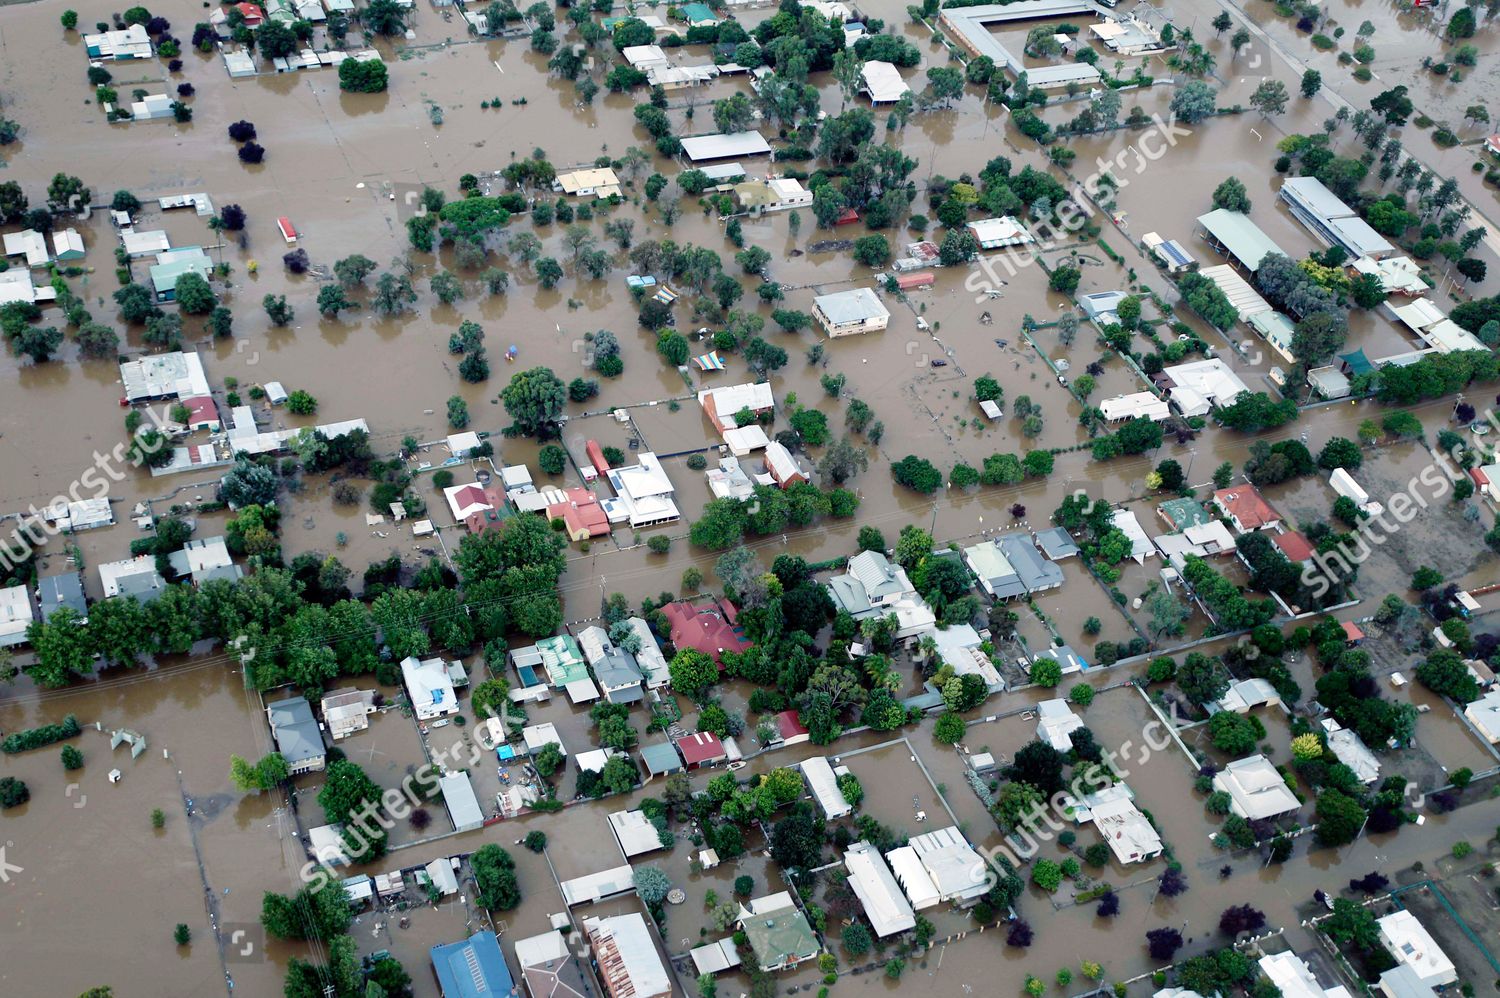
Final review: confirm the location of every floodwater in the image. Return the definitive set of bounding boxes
[3,0,1500,994]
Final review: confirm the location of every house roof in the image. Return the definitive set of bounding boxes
[675,731,726,765]
[801,756,851,819]
[775,709,809,741]
[681,131,771,161]
[585,913,671,998]
[859,60,911,102]
[1034,526,1078,560]
[266,697,324,766]
[639,740,683,775]
[1197,208,1285,271]
[1377,910,1456,988]
[560,864,635,905]
[514,930,591,998]
[1212,754,1300,820]
[1090,794,1163,864]
[844,841,915,936]
[1213,486,1279,531]
[440,771,486,830]
[905,825,988,901]
[431,931,515,998]
[1273,531,1316,562]
[998,532,1064,591]
[1159,497,1210,530]
[813,287,890,326]
[663,598,750,664]
[739,897,819,968]
[609,808,666,857]
[37,573,86,622]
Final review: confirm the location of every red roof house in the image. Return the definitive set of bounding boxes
[774,709,809,746]
[277,216,298,244]
[663,598,751,666]
[466,507,508,535]
[675,731,726,768]
[585,439,610,478]
[235,2,264,27]
[547,487,611,541]
[1212,486,1281,534]
[1272,531,1315,563]
[1341,621,1365,644]
[178,394,220,431]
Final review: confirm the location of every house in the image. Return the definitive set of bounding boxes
[522,721,567,757]
[885,844,940,910]
[1034,527,1079,561]
[1377,911,1457,988]
[764,441,809,488]
[431,931,515,998]
[308,823,349,866]
[2,229,50,268]
[171,535,243,585]
[514,930,592,998]
[120,227,172,259]
[445,482,495,521]
[52,229,85,261]
[148,247,213,302]
[1273,531,1317,563]
[1155,520,1237,566]
[1211,754,1300,821]
[1308,366,1352,400]
[681,131,772,162]
[1142,232,1196,273]
[1259,951,1355,998]
[663,598,751,665]
[1216,678,1281,714]
[733,176,813,213]
[321,688,377,739]
[828,551,936,638]
[1321,718,1380,785]
[587,914,671,998]
[676,731,726,768]
[608,808,665,858]
[37,572,87,624]
[0,586,34,648]
[591,645,645,705]
[624,616,669,689]
[440,771,485,833]
[1330,467,1380,515]
[1200,265,1274,329]
[962,539,1021,601]
[801,756,851,819]
[1035,644,1088,675]
[547,488,611,541]
[927,623,1002,691]
[1099,392,1171,422]
[1110,508,1155,563]
[120,351,210,403]
[555,167,622,200]
[1081,290,1130,327]
[1036,698,1085,751]
[266,697,326,774]
[561,864,635,906]
[812,287,890,337]
[680,2,720,26]
[639,741,684,779]
[1161,358,1250,414]
[175,394,221,432]
[1464,688,1500,743]
[738,893,820,971]
[1159,497,1211,531]
[859,60,911,104]
[0,269,55,307]
[690,938,742,976]
[622,43,671,70]
[522,634,597,702]
[1351,255,1428,297]
[963,534,1064,600]
[1213,486,1281,533]
[1280,176,1394,260]
[647,63,721,89]
[1196,208,1285,273]
[602,452,679,527]
[773,709,809,746]
[699,382,774,434]
[967,216,1035,250]
[1089,794,1163,864]
[85,23,153,59]
[707,456,755,500]
[401,655,460,720]
[98,555,166,602]
[844,841,915,936]
[900,826,988,903]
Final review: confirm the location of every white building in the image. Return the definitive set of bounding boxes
[1321,718,1380,785]
[603,453,679,527]
[885,845,941,910]
[119,350,210,403]
[1377,911,1457,988]
[3,229,50,268]
[321,689,377,740]
[1212,754,1300,821]
[966,216,1035,250]
[85,23,153,59]
[900,826,987,903]
[522,721,567,757]
[98,555,165,601]
[827,550,935,639]
[1216,678,1280,714]
[800,756,851,820]
[812,287,891,337]
[699,381,775,434]
[1089,793,1163,864]
[608,808,666,858]
[1162,358,1251,415]
[1259,951,1355,998]
[1465,688,1500,743]
[1036,698,1085,751]
[400,655,460,720]
[844,841,916,936]
[859,60,911,104]
[0,586,34,648]
[1099,391,1171,423]
[439,771,485,832]
[585,913,672,998]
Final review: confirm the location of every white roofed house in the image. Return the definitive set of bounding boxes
[622,44,670,70]
[1377,911,1457,988]
[1215,678,1281,714]
[602,453,680,527]
[1211,754,1300,821]
[827,550,935,639]
[98,555,166,602]
[1099,392,1170,423]
[586,912,672,998]
[0,586,35,648]
[625,616,670,689]
[320,688,377,740]
[1260,951,1355,998]
[1465,688,1500,743]
[1089,793,1163,864]
[3,229,51,268]
[859,60,911,104]
[52,229,86,261]
[400,655,460,720]
[681,131,772,162]
[813,287,890,337]
[85,23,153,59]
[1280,176,1395,260]
[699,381,775,434]
[967,216,1035,250]
[1321,718,1380,785]
[1036,698,1085,751]
[900,825,988,904]
[843,841,915,936]
[927,623,1003,692]
[800,756,852,819]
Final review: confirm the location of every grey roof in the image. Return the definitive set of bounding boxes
[266,697,325,766]
[594,649,644,692]
[681,131,771,161]
[997,532,1064,591]
[640,741,683,775]
[1380,965,1439,998]
[1034,527,1078,560]
[941,1,1106,87]
[1279,176,1394,258]
[114,569,165,603]
[38,572,86,621]
[813,287,889,326]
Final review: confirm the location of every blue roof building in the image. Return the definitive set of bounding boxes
[431,931,516,998]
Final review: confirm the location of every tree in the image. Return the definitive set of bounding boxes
[842,922,873,956]
[670,648,718,699]
[334,253,377,289]
[1147,927,1184,960]
[471,844,522,910]
[1049,266,1081,293]
[339,57,388,93]
[934,712,966,744]
[1314,788,1367,846]
[1371,85,1413,125]
[47,173,91,212]
[634,865,671,904]
[1170,81,1217,124]
[1249,80,1289,117]
[852,235,891,267]
[1301,69,1322,98]
[363,0,407,36]
[1317,437,1362,471]
[892,455,942,493]
[173,924,191,946]
[1323,898,1380,950]
[1207,711,1264,754]
[501,367,566,438]
[1212,177,1251,213]
[61,744,84,770]
[263,294,294,327]
[237,142,265,164]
